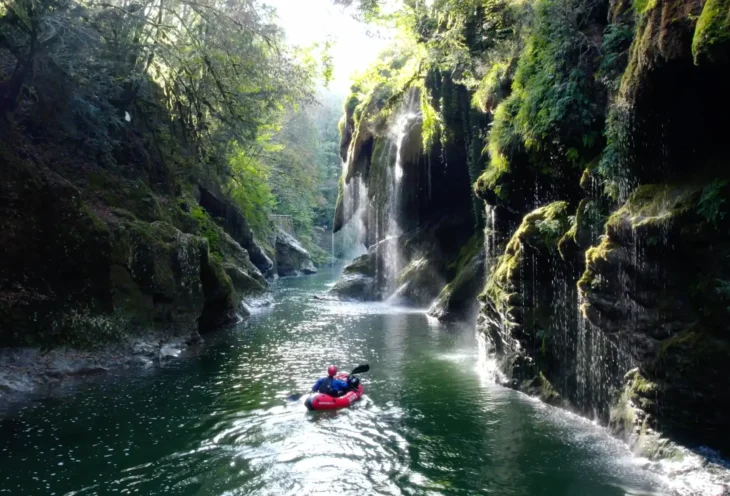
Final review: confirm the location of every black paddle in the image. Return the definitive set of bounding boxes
[350,364,370,375]
[286,364,370,401]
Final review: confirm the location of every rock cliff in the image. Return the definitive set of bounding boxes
[0,134,267,348]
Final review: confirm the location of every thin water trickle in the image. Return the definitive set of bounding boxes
[484,204,497,274]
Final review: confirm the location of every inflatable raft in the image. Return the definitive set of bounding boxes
[305,374,363,411]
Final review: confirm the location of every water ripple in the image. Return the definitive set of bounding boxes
[0,269,672,496]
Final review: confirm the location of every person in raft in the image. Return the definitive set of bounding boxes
[312,365,349,397]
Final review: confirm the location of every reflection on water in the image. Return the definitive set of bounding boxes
[0,268,668,495]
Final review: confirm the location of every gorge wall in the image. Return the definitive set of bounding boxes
[335,0,730,460]
[476,0,730,458]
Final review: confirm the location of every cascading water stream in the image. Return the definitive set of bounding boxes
[382,95,420,300]
[339,146,369,260]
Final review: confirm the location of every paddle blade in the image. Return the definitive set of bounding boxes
[350,364,370,375]
[287,393,305,401]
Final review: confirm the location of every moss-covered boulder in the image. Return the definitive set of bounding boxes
[108,221,208,331]
[329,250,380,301]
[692,0,730,65]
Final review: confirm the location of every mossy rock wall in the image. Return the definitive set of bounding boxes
[0,149,113,346]
[578,182,730,453]
[0,135,268,347]
[108,221,208,331]
[480,202,587,396]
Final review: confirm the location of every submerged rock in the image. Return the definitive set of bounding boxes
[274,229,318,277]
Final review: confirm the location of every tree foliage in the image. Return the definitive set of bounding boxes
[1,0,316,154]
[1,0,342,258]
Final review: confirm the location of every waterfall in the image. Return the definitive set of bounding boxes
[382,95,420,297]
[331,230,335,267]
[337,170,369,261]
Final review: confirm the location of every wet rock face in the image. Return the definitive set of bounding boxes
[274,230,317,277]
[479,202,583,399]
[428,246,485,322]
[578,184,730,454]
[480,185,730,456]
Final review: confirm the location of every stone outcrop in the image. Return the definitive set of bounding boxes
[197,185,274,274]
[329,249,379,301]
[274,229,317,277]
[428,239,486,321]
[332,78,481,307]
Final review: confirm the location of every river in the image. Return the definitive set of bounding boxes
[0,267,669,495]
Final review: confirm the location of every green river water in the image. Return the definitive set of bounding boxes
[0,268,669,495]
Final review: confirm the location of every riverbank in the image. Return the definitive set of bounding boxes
[0,331,201,403]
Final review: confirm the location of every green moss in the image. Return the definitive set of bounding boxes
[692,0,730,65]
[538,372,562,404]
[473,60,512,113]
[558,199,598,259]
[396,258,430,286]
[485,92,522,176]
[618,368,658,415]
[577,237,622,292]
[484,202,571,315]
[609,382,636,437]
[631,373,657,395]
[632,0,658,14]
[344,92,360,115]
[697,179,728,225]
[657,329,704,360]
[606,184,700,231]
[190,205,222,261]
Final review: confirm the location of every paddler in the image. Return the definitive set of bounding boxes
[312,365,349,397]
